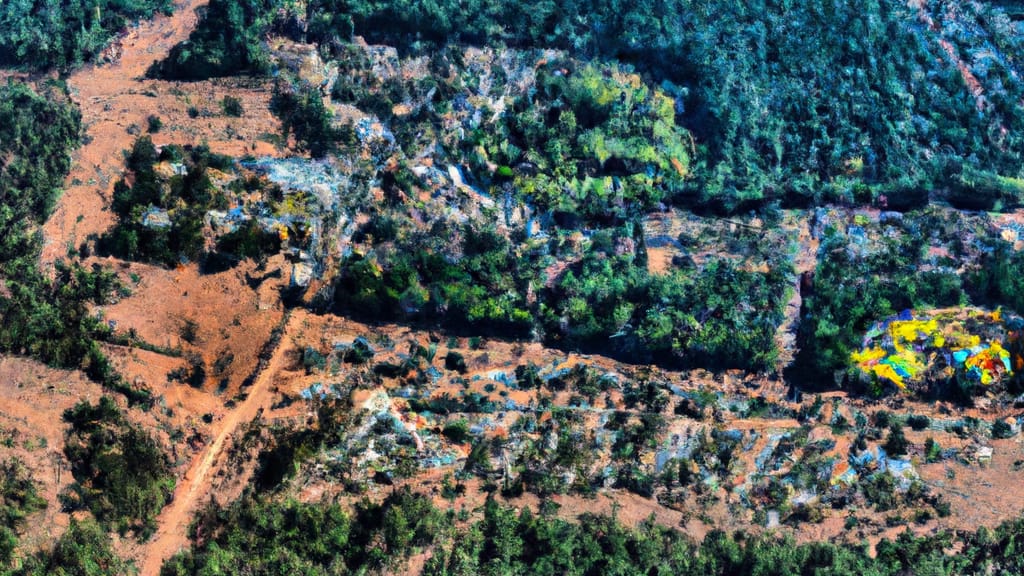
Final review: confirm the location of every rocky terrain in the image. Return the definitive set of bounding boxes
[0,0,1023,574]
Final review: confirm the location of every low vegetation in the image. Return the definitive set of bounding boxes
[0,460,46,565]
[61,397,173,538]
[14,518,130,576]
[0,82,147,403]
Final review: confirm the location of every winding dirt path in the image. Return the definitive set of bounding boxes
[41,0,208,264]
[41,0,283,266]
[28,0,299,570]
[139,312,297,575]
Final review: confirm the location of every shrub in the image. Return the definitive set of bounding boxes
[270,82,345,158]
[61,398,174,536]
[222,95,244,117]
[444,351,467,374]
[992,419,1016,439]
[442,419,471,444]
[907,415,931,431]
[884,424,909,457]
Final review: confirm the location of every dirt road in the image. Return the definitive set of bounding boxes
[41,0,207,264]
[28,1,301,570]
[138,311,296,574]
[41,0,283,265]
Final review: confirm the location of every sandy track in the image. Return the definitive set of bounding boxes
[138,311,296,575]
[28,0,296,571]
[41,0,208,264]
[41,0,285,266]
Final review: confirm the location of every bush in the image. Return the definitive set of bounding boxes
[17,518,130,575]
[343,338,375,364]
[222,95,245,117]
[444,351,467,374]
[907,415,931,431]
[61,398,174,536]
[442,419,471,444]
[884,424,909,457]
[302,347,327,373]
[216,220,281,260]
[992,419,1016,439]
[0,459,46,564]
[924,438,942,463]
[270,82,346,158]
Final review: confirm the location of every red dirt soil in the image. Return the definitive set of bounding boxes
[0,358,105,557]
[99,256,288,397]
[137,312,300,575]
[41,0,286,266]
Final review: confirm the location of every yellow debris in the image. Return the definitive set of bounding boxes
[890,319,938,347]
[851,346,886,365]
[872,363,905,389]
[853,308,1016,391]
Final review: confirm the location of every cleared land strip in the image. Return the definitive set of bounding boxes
[139,311,296,575]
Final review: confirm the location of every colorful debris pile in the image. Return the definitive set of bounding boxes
[852,308,1019,390]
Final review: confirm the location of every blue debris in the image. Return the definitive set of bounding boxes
[850,446,887,468]
[300,382,325,400]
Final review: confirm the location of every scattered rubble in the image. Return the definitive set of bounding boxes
[853,308,1020,391]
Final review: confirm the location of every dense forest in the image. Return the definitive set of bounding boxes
[146,0,278,79]
[326,190,791,370]
[158,488,1024,575]
[0,82,81,259]
[155,0,1024,212]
